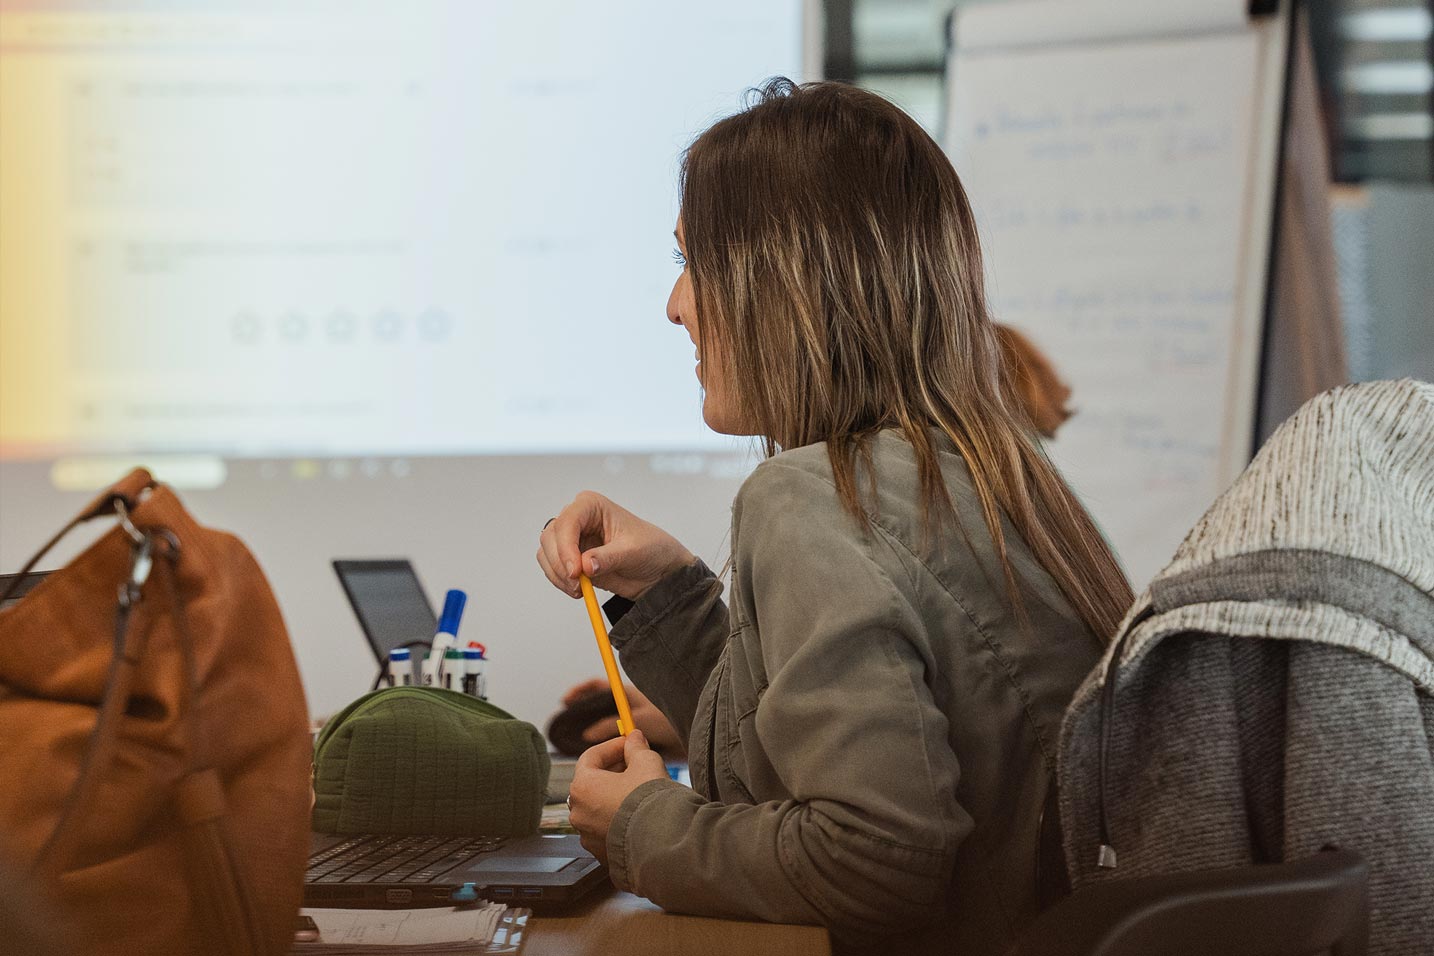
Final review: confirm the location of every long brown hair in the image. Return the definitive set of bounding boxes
[681,79,1132,641]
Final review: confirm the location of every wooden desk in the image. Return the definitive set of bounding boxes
[524,885,831,956]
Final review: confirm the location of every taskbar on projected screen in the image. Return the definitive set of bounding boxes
[7,448,761,492]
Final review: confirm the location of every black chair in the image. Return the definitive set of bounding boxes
[1008,849,1369,956]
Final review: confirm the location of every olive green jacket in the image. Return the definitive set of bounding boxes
[606,431,1103,955]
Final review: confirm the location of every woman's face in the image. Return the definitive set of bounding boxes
[667,219,743,434]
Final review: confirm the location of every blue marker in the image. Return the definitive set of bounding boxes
[438,588,467,637]
[422,589,468,685]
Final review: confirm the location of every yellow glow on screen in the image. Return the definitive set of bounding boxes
[0,13,76,456]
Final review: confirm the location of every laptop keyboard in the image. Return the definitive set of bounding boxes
[308,834,506,884]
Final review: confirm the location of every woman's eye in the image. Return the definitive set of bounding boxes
[672,248,687,268]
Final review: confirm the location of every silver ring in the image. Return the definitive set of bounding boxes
[565,794,572,812]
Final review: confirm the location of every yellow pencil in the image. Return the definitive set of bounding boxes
[578,573,634,737]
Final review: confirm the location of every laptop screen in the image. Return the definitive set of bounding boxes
[332,560,438,664]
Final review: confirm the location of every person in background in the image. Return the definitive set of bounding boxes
[995,323,1074,440]
[558,325,1077,757]
[536,79,1132,956]
[555,677,686,756]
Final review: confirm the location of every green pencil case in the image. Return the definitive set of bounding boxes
[311,686,551,837]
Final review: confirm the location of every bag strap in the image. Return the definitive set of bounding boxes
[31,535,158,878]
[16,472,160,872]
[0,468,157,607]
[158,551,268,956]
[1092,602,1156,871]
[78,468,157,522]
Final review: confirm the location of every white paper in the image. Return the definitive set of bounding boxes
[952,0,1253,51]
[943,1,1289,586]
[298,903,504,950]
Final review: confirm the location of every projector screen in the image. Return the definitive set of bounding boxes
[0,1,813,727]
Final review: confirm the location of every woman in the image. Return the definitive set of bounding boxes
[555,325,1077,756]
[536,79,1131,956]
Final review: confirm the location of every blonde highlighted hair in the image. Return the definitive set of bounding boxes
[681,79,1131,641]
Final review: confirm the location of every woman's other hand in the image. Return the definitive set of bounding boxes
[537,492,694,601]
[561,678,686,757]
[568,730,670,864]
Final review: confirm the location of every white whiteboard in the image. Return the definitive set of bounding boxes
[944,0,1290,587]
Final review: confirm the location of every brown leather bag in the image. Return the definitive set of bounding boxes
[0,469,311,956]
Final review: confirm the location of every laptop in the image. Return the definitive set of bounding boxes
[331,558,439,670]
[320,559,605,907]
[305,831,607,908]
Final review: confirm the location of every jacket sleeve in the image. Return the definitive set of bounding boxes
[606,462,973,946]
[608,558,730,748]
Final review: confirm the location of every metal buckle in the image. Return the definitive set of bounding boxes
[118,535,154,609]
[114,498,145,546]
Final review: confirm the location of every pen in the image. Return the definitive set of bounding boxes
[387,647,412,686]
[578,574,634,737]
[442,648,464,691]
[463,645,486,699]
[423,589,467,685]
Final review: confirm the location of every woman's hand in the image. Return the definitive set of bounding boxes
[561,678,686,757]
[567,730,670,864]
[537,491,694,601]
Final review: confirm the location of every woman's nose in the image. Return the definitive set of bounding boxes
[666,283,684,326]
